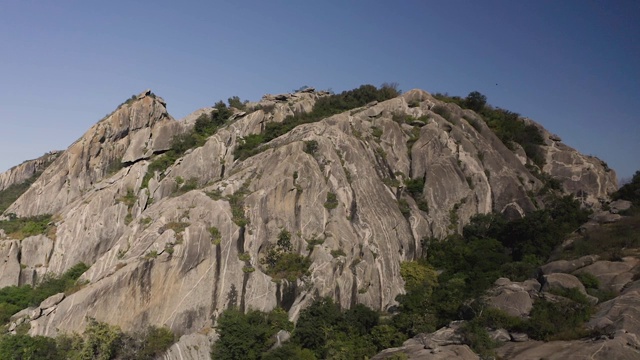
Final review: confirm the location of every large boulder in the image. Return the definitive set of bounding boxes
[485,278,540,317]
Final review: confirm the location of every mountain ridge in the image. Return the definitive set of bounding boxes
[0,85,622,359]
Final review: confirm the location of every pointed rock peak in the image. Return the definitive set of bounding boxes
[137,89,152,99]
[133,89,166,107]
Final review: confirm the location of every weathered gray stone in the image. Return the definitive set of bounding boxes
[574,258,639,293]
[40,293,65,309]
[490,328,511,342]
[610,200,632,213]
[510,332,529,342]
[532,119,618,208]
[541,273,587,294]
[540,255,599,274]
[160,333,217,360]
[486,278,538,317]
[6,91,175,217]
[0,240,21,287]
[0,151,60,192]
[592,211,623,224]
[496,333,640,359]
[30,307,41,320]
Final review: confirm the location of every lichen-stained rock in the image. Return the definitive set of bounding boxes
[531,120,618,208]
[6,90,177,217]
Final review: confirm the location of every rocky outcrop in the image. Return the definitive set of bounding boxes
[485,278,539,317]
[0,151,60,192]
[531,120,618,208]
[372,322,479,359]
[5,90,179,217]
[0,86,623,359]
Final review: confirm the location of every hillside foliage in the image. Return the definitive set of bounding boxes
[0,319,174,360]
[0,263,89,324]
[234,84,400,160]
[434,91,546,166]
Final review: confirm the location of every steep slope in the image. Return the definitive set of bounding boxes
[0,86,617,357]
[0,151,60,193]
[5,90,179,217]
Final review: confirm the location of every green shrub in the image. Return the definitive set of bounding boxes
[209,226,222,244]
[330,249,346,258]
[212,308,293,360]
[575,272,599,289]
[613,170,640,206]
[234,84,399,160]
[0,214,53,240]
[228,96,247,110]
[404,178,424,198]
[0,263,88,324]
[398,199,410,217]
[303,140,319,155]
[324,192,338,210]
[227,182,250,227]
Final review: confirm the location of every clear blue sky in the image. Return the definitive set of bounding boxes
[1,1,638,181]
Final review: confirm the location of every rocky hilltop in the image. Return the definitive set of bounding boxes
[0,85,623,358]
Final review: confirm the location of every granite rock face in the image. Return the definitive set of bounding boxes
[0,87,622,359]
[531,120,618,208]
[5,90,178,217]
[0,151,60,192]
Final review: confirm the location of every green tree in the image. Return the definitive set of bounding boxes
[614,170,640,206]
[464,91,487,112]
[212,308,293,360]
[0,335,61,360]
[228,96,246,110]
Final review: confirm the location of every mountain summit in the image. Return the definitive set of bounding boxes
[0,85,621,358]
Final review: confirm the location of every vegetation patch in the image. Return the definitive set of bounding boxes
[142,101,234,189]
[324,192,339,210]
[561,213,640,260]
[0,263,88,324]
[0,214,54,240]
[0,318,175,360]
[261,229,311,282]
[161,221,190,243]
[303,140,319,155]
[227,181,251,227]
[209,226,222,245]
[434,91,546,167]
[0,155,57,214]
[234,84,400,160]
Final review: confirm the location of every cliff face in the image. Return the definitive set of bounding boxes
[0,87,618,356]
[5,90,179,217]
[0,151,60,192]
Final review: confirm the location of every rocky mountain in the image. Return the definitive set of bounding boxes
[0,85,622,359]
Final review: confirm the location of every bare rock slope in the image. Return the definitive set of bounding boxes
[0,87,618,358]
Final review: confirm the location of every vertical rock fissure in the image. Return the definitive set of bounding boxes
[210,243,222,322]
